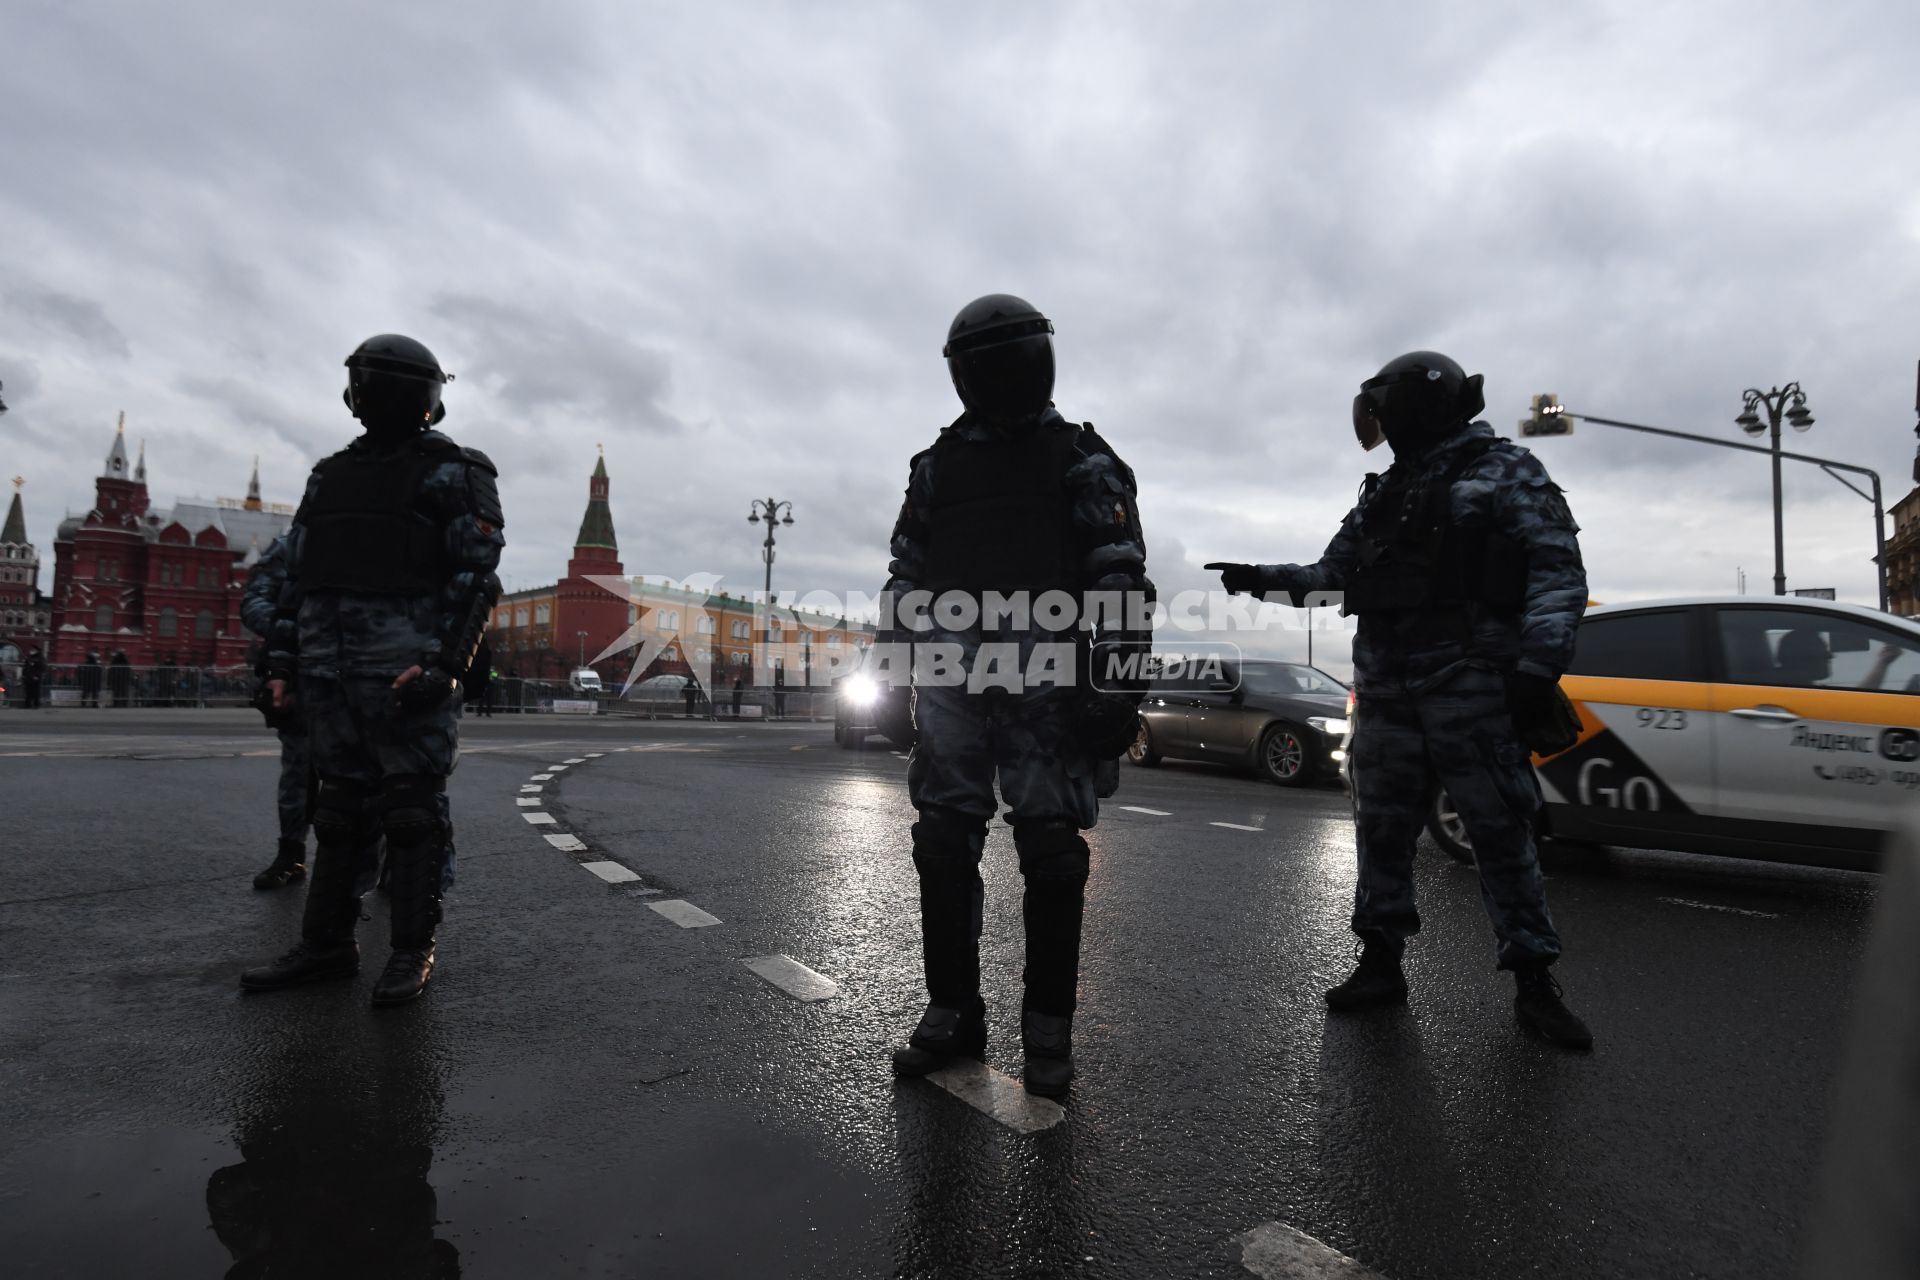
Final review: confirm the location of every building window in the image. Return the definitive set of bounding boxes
[99,558,116,582]
[628,605,638,625]
[696,615,715,634]
[195,610,215,639]
[730,620,750,640]
[826,633,842,648]
[157,608,178,638]
[95,605,113,631]
[515,607,530,627]
[657,610,680,631]
[534,604,550,625]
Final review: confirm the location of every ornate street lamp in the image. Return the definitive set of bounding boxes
[1735,383,1814,596]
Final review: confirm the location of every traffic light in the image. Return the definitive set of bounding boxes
[1521,392,1571,437]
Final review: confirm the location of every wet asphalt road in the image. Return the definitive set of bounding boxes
[0,709,1878,1279]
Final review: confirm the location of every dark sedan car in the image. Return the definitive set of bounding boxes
[1129,658,1350,786]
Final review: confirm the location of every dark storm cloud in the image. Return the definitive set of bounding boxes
[4,287,131,359]
[2,0,1917,632]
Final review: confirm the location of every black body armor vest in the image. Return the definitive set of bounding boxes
[920,424,1080,596]
[1343,437,1525,618]
[297,439,454,596]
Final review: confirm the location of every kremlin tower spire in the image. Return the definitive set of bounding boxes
[244,456,262,511]
[103,411,129,479]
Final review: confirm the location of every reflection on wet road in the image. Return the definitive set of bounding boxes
[0,713,1878,1278]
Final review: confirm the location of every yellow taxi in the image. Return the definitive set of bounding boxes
[1418,596,1920,870]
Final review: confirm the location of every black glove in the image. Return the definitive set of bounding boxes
[1505,671,1582,756]
[249,678,294,729]
[1204,561,1263,596]
[1074,691,1142,759]
[396,663,458,714]
[873,685,916,749]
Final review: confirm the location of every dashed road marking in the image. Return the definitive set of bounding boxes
[647,899,722,929]
[522,811,557,825]
[1234,1221,1383,1278]
[922,1060,1066,1134]
[1659,896,1781,919]
[519,784,543,793]
[790,744,808,751]
[548,764,570,771]
[515,797,542,807]
[741,954,838,1002]
[530,773,554,781]
[582,860,643,884]
[1212,822,1264,832]
[584,752,605,758]
[1120,805,1171,816]
[545,833,587,852]
[563,757,588,764]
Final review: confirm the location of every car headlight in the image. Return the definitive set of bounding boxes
[1307,716,1349,737]
[845,674,880,707]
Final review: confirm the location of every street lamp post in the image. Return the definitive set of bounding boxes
[747,498,795,678]
[1734,384,1815,597]
[1523,393,1889,611]
[576,630,588,670]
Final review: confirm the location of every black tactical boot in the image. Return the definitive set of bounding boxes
[240,840,362,991]
[1513,963,1593,1051]
[1324,939,1409,1011]
[251,838,308,890]
[1021,1008,1074,1099]
[371,832,443,1007]
[892,997,988,1077]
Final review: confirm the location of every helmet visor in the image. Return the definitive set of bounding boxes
[950,336,1055,421]
[1352,391,1386,451]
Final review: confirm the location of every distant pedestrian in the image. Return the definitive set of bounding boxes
[241,536,310,891]
[772,666,787,718]
[80,652,102,707]
[731,673,744,718]
[682,675,698,718]
[108,652,131,707]
[22,649,44,709]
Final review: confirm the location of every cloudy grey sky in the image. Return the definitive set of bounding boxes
[4,0,1918,674]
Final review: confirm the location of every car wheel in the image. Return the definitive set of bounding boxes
[1258,722,1314,787]
[1426,787,1475,864]
[1127,721,1161,766]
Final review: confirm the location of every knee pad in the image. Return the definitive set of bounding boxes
[312,778,371,844]
[1014,821,1090,883]
[377,774,447,846]
[912,808,985,878]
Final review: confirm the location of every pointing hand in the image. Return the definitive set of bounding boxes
[1204,562,1262,596]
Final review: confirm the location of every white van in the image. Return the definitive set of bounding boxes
[569,668,604,694]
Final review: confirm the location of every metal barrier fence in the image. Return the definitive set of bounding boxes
[1,663,835,720]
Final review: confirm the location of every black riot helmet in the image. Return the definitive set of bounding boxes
[1352,350,1485,453]
[943,294,1056,425]
[343,334,452,433]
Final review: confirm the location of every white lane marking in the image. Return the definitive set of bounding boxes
[548,764,569,771]
[1235,1221,1383,1278]
[520,784,543,793]
[515,797,542,807]
[584,752,605,758]
[522,812,558,825]
[582,860,641,884]
[790,744,807,751]
[891,751,907,758]
[563,757,588,764]
[647,899,722,929]
[922,1060,1066,1134]
[1120,805,1172,816]
[740,954,838,1002]
[1658,896,1781,919]
[530,773,554,781]
[1212,822,1264,832]
[545,833,587,852]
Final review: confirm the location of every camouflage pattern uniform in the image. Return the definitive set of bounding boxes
[1250,421,1586,969]
[884,408,1149,1019]
[267,429,503,947]
[241,535,309,845]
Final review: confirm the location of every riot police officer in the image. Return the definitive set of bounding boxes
[240,534,310,889]
[882,294,1151,1097]
[1208,351,1592,1050]
[241,334,504,1007]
